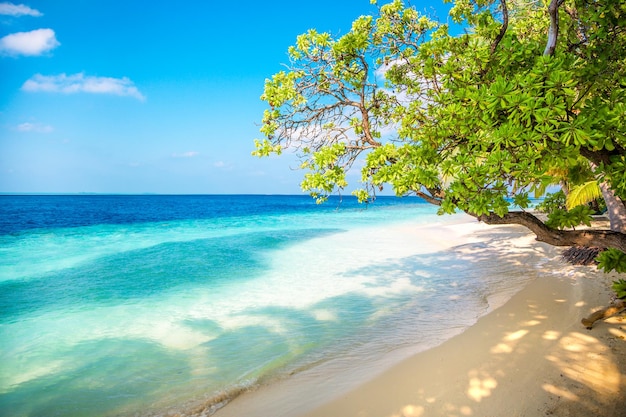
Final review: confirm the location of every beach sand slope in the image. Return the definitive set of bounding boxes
[215,223,626,417]
[301,263,626,417]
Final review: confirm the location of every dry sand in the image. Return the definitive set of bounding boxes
[214,221,626,417]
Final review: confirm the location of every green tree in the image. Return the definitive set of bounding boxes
[254,0,626,271]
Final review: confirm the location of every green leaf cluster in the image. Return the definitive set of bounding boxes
[598,250,626,275]
[252,139,282,157]
[611,279,626,299]
[299,143,349,203]
[536,191,566,214]
[545,205,592,230]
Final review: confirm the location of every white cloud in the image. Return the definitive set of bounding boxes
[16,122,53,133]
[0,2,42,17]
[22,73,146,101]
[172,151,199,158]
[0,28,59,56]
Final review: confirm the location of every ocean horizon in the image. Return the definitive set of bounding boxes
[0,194,546,416]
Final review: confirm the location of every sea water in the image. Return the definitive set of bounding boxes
[0,195,544,416]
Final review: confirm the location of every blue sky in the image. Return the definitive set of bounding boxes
[0,1,445,194]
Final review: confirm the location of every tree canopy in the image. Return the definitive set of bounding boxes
[253,0,626,272]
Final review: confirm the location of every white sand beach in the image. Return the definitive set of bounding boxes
[214,219,626,417]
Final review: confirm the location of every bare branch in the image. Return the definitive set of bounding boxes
[490,0,509,54]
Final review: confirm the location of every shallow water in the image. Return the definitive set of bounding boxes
[0,195,541,416]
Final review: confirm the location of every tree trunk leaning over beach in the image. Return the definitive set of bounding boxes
[599,182,626,233]
[476,211,626,253]
[253,0,626,271]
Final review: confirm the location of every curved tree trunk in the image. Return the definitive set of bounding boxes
[476,211,626,252]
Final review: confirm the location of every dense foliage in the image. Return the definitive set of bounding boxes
[254,0,626,271]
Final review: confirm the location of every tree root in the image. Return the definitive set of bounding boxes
[581,299,626,329]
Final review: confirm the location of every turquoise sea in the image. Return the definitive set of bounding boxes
[0,195,541,416]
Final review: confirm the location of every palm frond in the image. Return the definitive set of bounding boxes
[566,180,602,210]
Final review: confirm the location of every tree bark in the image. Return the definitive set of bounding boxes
[599,181,626,233]
[476,211,626,252]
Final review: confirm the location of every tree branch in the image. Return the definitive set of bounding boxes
[579,145,626,167]
[544,0,563,56]
[490,0,509,54]
[415,190,442,206]
[476,211,626,252]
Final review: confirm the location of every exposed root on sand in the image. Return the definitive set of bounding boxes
[582,300,626,329]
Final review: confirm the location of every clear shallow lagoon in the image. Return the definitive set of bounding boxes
[0,195,541,416]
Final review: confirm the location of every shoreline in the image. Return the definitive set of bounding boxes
[213,223,626,417]
[299,264,626,417]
